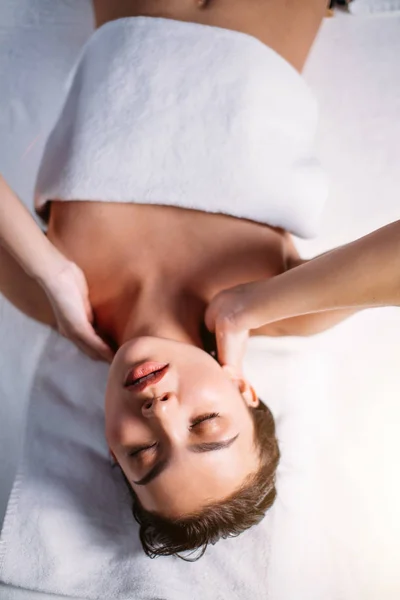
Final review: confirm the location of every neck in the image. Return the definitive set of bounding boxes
[109,280,208,350]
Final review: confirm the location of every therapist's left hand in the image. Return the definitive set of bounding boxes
[39,258,114,362]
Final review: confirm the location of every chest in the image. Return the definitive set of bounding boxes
[47,200,287,309]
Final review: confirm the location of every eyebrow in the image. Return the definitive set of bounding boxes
[132,434,240,486]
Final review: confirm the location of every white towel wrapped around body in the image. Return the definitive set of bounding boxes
[35,16,328,238]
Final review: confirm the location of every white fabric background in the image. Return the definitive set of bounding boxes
[349,0,400,15]
[0,3,400,599]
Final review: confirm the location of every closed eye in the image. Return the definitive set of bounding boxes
[190,412,220,429]
[127,413,220,458]
[129,442,158,457]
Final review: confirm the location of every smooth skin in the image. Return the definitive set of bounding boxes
[93,0,329,73]
[206,220,400,369]
[105,337,260,519]
[2,0,355,519]
[0,175,112,360]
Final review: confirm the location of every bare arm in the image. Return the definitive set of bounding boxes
[206,220,400,366]
[255,234,359,337]
[0,175,112,360]
[0,243,56,325]
[250,221,400,329]
[0,175,56,325]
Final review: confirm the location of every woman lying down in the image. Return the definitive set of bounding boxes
[1,0,399,560]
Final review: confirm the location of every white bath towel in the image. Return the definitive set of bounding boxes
[35,16,328,239]
[0,331,334,600]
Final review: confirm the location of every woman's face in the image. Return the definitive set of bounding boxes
[105,337,260,519]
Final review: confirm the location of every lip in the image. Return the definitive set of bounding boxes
[124,362,169,392]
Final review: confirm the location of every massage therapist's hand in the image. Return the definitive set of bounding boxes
[205,280,274,371]
[206,220,400,370]
[38,256,114,362]
[0,174,113,362]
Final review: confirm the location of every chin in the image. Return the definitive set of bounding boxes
[113,335,218,372]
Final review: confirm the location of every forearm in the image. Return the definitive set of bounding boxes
[243,221,400,329]
[0,243,56,326]
[0,175,64,283]
[255,307,358,337]
[0,175,61,326]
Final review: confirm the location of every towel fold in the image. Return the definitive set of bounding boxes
[35,16,328,239]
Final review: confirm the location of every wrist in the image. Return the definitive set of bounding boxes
[242,273,313,329]
[232,279,278,331]
[29,241,72,287]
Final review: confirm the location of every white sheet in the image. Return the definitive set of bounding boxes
[1,4,400,599]
[349,0,400,14]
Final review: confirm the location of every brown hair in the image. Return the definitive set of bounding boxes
[120,400,279,560]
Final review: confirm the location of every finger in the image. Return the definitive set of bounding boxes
[79,291,94,324]
[204,295,230,333]
[75,341,104,362]
[204,302,217,333]
[215,321,248,372]
[72,325,114,362]
[78,340,113,362]
[205,288,244,333]
[85,300,94,324]
[85,334,114,363]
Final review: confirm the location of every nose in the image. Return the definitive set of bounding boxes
[141,392,177,418]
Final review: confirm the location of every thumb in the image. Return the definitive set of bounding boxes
[204,301,218,333]
[73,322,114,363]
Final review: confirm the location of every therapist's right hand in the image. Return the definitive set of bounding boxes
[205,281,265,372]
[206,218,400,372]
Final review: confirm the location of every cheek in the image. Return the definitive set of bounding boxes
[181,377,224,408]
[104,398,121,447]
[105,394,149,449]
[196,371,238,403]
[180,360,226,392]
[105,386,130,443]
[180,372,241,414]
